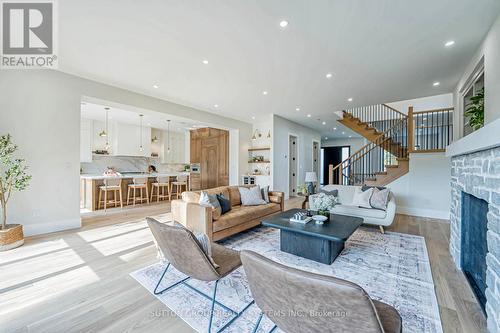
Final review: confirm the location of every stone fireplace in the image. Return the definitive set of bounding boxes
[449,144,500,332]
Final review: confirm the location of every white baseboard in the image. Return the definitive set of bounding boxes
[22,218,82,237]
[396,206,450,220]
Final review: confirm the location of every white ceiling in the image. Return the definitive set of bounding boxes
[60,0,500,139]
[81,102,210,133]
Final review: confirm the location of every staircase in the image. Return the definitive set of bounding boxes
[329,104,410,186]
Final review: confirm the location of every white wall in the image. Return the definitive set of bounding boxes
[388,152,451,219]
[387,93,454,114]
[321,137,367,155]
[454,13,500,140]
[0,70,252,236]
[272,115,321,198]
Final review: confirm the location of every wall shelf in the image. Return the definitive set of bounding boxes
[248,147,270,151]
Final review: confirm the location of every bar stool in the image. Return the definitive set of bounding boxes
[150,176,171,203]
[127,177,149,206]
[98,178,123,211]
[170,174,188,199]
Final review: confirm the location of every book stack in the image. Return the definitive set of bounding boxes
[290,211,312,224]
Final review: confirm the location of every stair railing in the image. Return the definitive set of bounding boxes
[343,103,408,134]
[329,117,409,186]
[408,107,454,152]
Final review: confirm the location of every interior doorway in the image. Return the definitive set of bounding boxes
[312,141,319,178]
[289,135,298,197]
[321,146,350,185]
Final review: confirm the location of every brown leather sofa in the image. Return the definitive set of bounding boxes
[171,185,284,241]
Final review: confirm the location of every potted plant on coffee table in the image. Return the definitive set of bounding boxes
[0,134,32,251]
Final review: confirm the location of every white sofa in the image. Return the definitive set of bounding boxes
[310,185,396,232]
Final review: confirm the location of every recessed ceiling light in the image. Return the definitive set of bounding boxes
[251,116,256,120]
[342,131,345,135]
[296,107,300,111]
[333,127,337,130]
[279,20,288,28]
[445,40,455,47]
[214,104,219,108]
[202,59,209,64]
[325,137,328,140]
[307,114,312,118]
[433,81,440,86]
[326,73,333,79]
[348,135,352,138]
[153,84,159,89]
[322,121,326,125]
[262,91,268,95]
[348,98,353,102]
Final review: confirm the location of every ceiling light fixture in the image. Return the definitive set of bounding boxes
[445,40,455,47]
[322,121,326,125]
[202,59,209,64]
[333,127,337,130]
[348,98,353,102]
[262,91,268,95]
[325,137,328,140]
[214,104,219,108]
[153,84,159,89]
[102,107,110,150]
[342,131,345,135]
[326,73,333,79]
[279,20,289,28]
[433,81,440,86]
[348,135,352,138]
[296,107,300,111]
[307,114,311,118]
[251,116,256,120]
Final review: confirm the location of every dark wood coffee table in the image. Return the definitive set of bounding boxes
[262,208,363,265]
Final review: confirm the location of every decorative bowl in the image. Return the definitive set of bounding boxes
[312,215,328,224]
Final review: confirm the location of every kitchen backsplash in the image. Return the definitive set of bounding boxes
[81,155,187,174]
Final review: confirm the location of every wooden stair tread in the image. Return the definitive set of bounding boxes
[375,171,388,175]
[385,165,399,168]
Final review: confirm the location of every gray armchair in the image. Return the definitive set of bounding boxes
[147,218,253,332]
[241,250,402,333]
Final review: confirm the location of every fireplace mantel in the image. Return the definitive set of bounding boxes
[446,117,500,157]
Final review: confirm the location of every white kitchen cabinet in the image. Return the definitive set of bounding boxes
[80,118,93,162]
[162,131,187,163]
[112,122,151,157]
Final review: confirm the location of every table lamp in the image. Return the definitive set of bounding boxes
[305,172,318,194]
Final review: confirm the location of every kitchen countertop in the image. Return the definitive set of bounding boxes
[80,172,190,180]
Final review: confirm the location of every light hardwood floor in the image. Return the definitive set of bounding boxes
[0,198,486,333]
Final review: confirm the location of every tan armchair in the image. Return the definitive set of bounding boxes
[241,250,402,333]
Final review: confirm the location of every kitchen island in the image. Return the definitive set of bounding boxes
[80,172,190,211]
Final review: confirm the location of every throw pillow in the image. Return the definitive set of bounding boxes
[199,191,222,220]
[352,187,373,209]
[239,186,266,206]
[193,231,220,268]
[319,188,338,197]
[216,193,232,214]
[370,188,391,211]
[261,185,270,203]
[361,185,386,192]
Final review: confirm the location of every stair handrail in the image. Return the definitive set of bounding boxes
[329,117,409,184]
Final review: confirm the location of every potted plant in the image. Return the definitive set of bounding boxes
[0,135,31,251]
[297,184,308,195]
[465,88,484,131]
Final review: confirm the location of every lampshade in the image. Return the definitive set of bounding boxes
[305,172,317,183]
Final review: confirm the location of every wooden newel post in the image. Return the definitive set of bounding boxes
[328,164,333,185]
[408,106,414,153]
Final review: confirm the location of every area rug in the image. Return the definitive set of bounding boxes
[130,225,443,333]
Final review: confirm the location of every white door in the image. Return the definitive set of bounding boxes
[289,135,298,197]
[312,141,319,178]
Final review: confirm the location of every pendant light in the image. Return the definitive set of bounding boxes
[139,114,144,152]
[166,120,171,154]
[99,107,109,138]
[104,107,111,150]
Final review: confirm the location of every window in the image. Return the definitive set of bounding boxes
[461,63,484,137]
